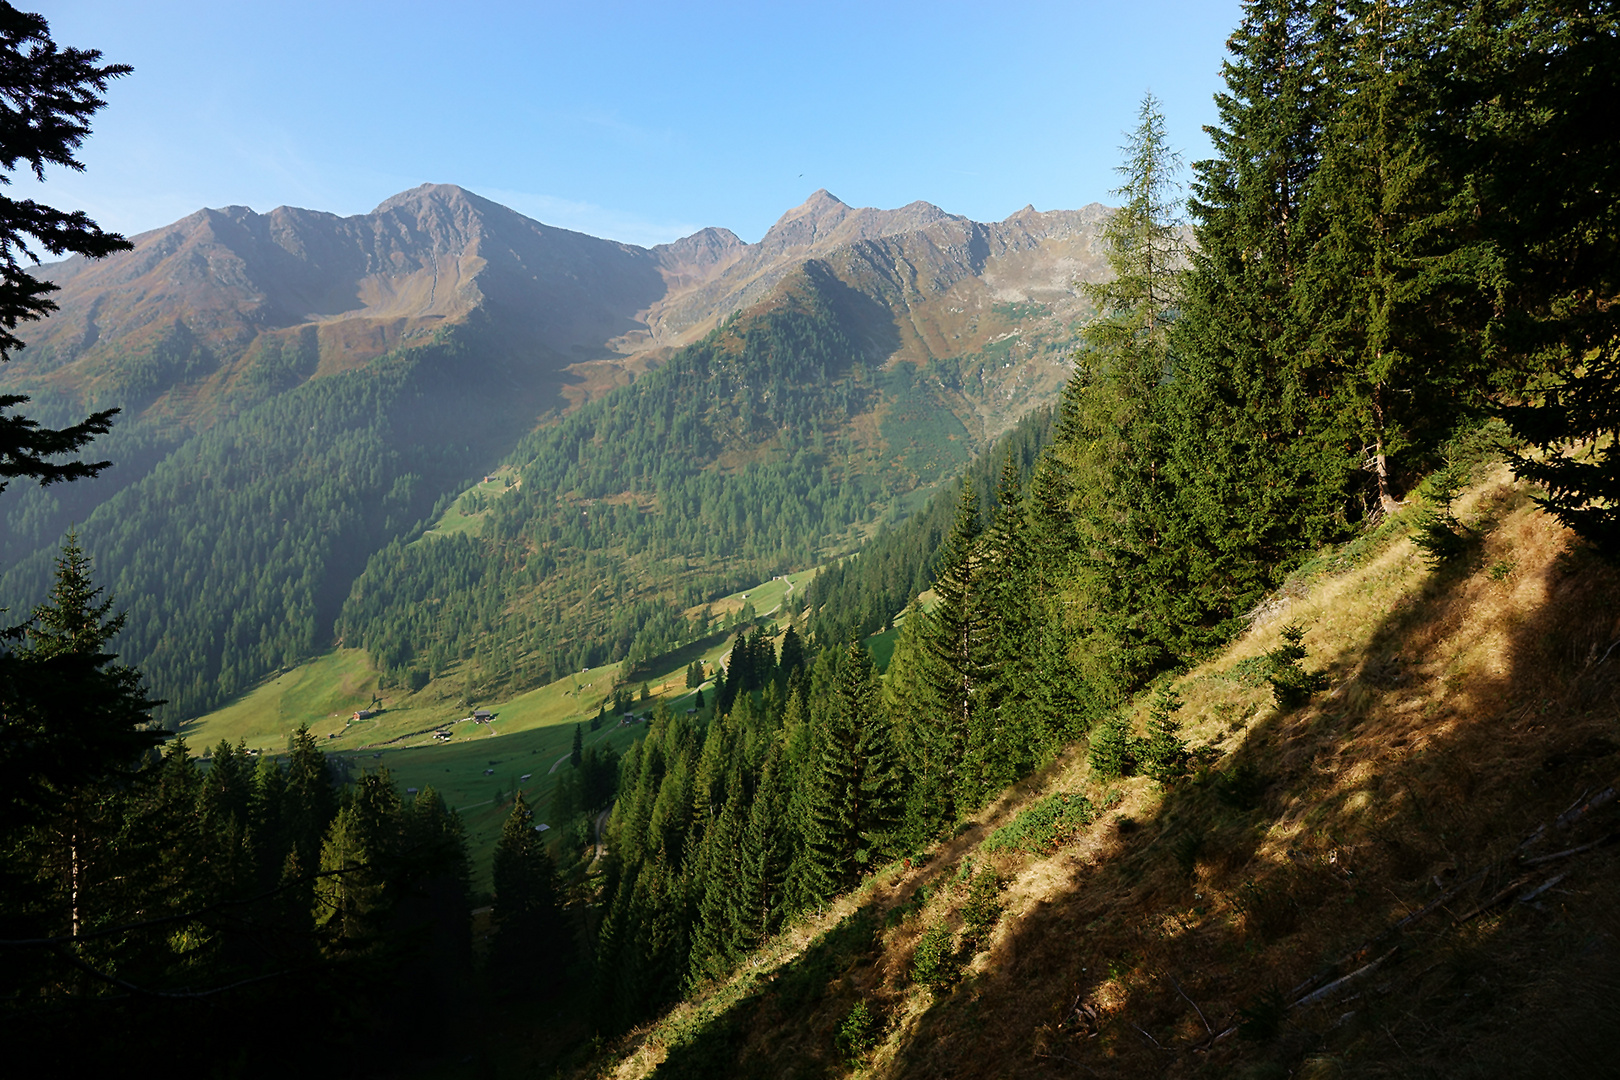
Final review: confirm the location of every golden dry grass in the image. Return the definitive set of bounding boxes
[585,472,1620,1080]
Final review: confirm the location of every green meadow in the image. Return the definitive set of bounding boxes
[182,562,822,887]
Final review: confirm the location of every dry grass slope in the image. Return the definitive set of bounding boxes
[584,466,1620,1080]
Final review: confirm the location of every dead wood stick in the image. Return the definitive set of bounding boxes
[1194,1024,1240,1052]
[1290,947,1398,1010]
[1130,1022,1173,1052]
[1034,1048,1103,1076]
[1167,974,1213,1036]
[1517,873,1566,904]
[1555,786,1616,831]
[1520,779,1617,851]
[1393,867,1491,932]
[1521,833,1616,867]
[1456,874,1536,923]
[1559,788,1594,819]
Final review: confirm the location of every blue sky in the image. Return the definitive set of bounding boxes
[35,0,1242,247]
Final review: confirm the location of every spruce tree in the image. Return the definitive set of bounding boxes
[733,741,791,951]
[1478,2,1620,560]
[975,456,1045,791]
[918,479,991,825]
[778,624,806,677]
[570,722,584,769]
[490,792,562,993]
[686,781,746,985]
[1139,686,1189,785]
[1088,713,1136,782]
[283,724,336,872]
[1166,0,1357,649]
[798,643,897,906]
[1302,0,1491,512]
[1,534,163,825]
[0,5,131,494]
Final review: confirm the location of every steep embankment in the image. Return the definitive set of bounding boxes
[591,466,1620,1079]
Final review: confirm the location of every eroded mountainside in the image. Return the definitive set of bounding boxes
[0,186,1107,720]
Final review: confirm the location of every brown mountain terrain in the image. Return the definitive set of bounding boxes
[0,184,1110,723]
[10,184,1106,437]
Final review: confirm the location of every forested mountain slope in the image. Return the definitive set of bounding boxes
[588,468,1620,1080]
[333,260,1070,705]
[0,185,1106,721]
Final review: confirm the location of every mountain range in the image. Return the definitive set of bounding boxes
[1,184,1109,719]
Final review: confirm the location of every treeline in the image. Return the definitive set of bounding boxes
[0,542,575,1070]
[588,0,1619,1036]
[337,268,971,695]
[802,403,1055,647]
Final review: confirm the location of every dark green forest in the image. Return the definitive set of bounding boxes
[3,0,1617,1075]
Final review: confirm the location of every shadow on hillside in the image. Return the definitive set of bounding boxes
[651,904,883,1080]
[879,514,1620,1079]
[646,814,1013,1079]
[623,627,737,685]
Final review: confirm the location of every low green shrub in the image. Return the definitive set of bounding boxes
[836,999,882,1063]
[982,792,1098,854]
[911,924,959,990]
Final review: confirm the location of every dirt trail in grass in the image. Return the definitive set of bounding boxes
[589,807,611,871]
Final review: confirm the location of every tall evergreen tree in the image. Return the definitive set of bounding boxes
[1167,0,1358,643]
[1302,0,1493,510]
[490,792,562,993]
[919,479,994,821]
[1052,92,1192,692]
[1478,1,1620,559]
[0,533,163,827]
[0,4,131,493]
[798,643,898,905]
[732,740,791,953]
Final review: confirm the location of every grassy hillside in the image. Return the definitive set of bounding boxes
[185,567,819,887]
[583,468,1620,1079]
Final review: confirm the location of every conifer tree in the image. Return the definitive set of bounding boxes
[0,533,162,826]
[1166,0,1358,646]
[1138,686,1189,785]
[919,479,993,821]
[975,457,1044,790]
[1088,713,1136,782]
[570,722,584,769]
[686,781,746,985]
[313,804,387,950]
[1302,0,1491,512]
[282,724,336,872]
[798,643,897,905]
[1054,92,1191,692]
[1478,1,1620,560]
[490,792,562,992]
[732,741,791,951]
[778,624,806,677]
[0,5,131,494]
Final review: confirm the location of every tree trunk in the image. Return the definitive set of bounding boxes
[1372,383,1400,515]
